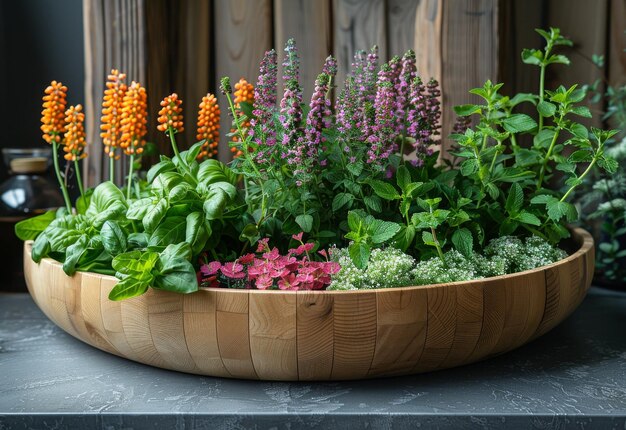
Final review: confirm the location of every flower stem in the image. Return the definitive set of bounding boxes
[73,159,85,199]
[52,140,72,213]
[109,152,115,182]
[126,153,135,200]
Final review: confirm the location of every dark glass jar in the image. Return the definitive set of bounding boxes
[0,148,64,292]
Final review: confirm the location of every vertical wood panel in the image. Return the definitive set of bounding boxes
[548,0,608,129]
[183,291,231,377]
[440,0,499,156]
[274,0,333,104]
[370,288,427,377]
[608,0,626,91]
[121,292,168,368]
[100,276,136,357]
[331,292,377,379]
[442,281,483,367]
[214,0,273,162]
[467,278,506,362]
[215,289,258,379]
[418,285,456,371]
[175,0,212,149]
[333,0,387,90]
[84,0,147,187]
[249,292,298,380]
[80,272,119,355]
[297,292,334,381]
[387,0,418,57]
[147,292,197,372]
[414,0,443,95]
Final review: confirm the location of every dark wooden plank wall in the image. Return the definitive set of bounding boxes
[84,0,625,184]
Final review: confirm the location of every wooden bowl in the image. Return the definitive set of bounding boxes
[23,228,594,381]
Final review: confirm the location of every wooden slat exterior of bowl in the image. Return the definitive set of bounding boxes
[23,228,595,381]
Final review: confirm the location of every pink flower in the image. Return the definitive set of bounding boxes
[257,238,270,253]
[278,273,300,290]
[263,247,281,261]
[318,249,328,259]
[255,274,274,290]
[201,261,222,276]
[221,262,246,279]
[239,253,255,264]
[292,232,303,241]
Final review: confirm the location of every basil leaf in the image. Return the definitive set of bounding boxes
[14,210,56,241]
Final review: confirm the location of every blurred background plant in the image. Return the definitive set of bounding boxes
[579,46,626,287]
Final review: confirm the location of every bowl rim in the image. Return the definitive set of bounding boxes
[24,227,593,296]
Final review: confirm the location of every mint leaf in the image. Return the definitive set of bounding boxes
[363,195,382,213]
[502,114,538,133]
[370,221,401,244]
[515,211,541,226]
[295,214,314,233]
[505,183,524,215]
[537,101,556,117]
[451,228,473,257]
[332,192,354,212]
[368,180,401,200]
[454,104,482,116]
[396,165,411,190]
[349,242,370,269]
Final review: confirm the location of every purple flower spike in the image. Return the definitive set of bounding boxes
[251,49,278,164]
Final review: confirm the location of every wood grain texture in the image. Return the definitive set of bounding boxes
[120,292,169,368]
[297,292,334,381]
[331,291,377,380]
[333,0,387,92]
[414,0,443,97]
[467,277,506,362]
[79,272,119,355]
[441,281,484,368]
[609,0,626,92]
[100,276,136,358]
[183,290,231,377]
[418,284,456,371]
[214,0,272,162]
[548,0,608,129]
[215,289,258,379]
[249,292,298,380]
[387,0,419,57]
[440,0,499,156]
[147,291,197,372]
[23,228,594,381]
[370,288,427,377]
[274,0,332,104]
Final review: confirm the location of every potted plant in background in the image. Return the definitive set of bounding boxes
[577,52,626,288]
[15,28,606,381]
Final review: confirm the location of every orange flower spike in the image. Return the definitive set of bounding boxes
[196,93,221,160]
[120,81,148,156]
[230,78,255,158]
[234,78,254,106]
[40,80,68,144]
[157,93,184,134]
[63,104,87,161]
[100,69,127,159]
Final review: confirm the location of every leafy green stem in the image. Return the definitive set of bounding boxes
[560,157,597,202]
[537,127,561,189]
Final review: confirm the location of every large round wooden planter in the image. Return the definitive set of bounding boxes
[23,228,594,381]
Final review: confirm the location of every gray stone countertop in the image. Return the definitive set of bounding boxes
[1,288,625,430]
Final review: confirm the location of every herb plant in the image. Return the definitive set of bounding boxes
[16,28,615,298]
